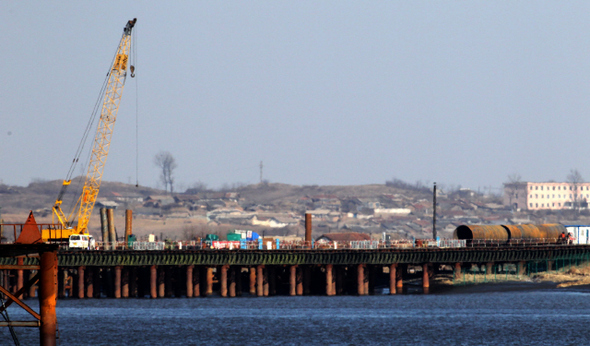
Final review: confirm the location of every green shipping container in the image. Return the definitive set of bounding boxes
[227,233,242,241]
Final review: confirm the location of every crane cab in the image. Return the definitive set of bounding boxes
[69,234,95,250]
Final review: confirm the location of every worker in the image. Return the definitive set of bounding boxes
[560,232,566,244]
[568,232,574,245]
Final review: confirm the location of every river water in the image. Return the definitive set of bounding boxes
[3,284,590,345]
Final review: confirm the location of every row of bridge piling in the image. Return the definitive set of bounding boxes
[0,260,538,299]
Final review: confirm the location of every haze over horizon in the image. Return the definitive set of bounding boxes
[2,2,590,193]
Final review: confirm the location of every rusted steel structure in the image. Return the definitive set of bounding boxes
[0,244,588,301]
[0,244,59,346]
[454,223,565,244]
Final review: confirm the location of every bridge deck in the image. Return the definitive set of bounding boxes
[2,245,590,266]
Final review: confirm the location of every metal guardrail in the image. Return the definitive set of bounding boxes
[132,242,165,250]
[57,237,580,251]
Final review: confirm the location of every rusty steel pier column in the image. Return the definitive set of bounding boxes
[130,267,137,298]
[357,264,364,296]
[221,265,229,297]
[290,265,297,296]
[486,262,493,276]
[518,261,526,276]
[77,266,85,299]
[235,267,242,297]
[150,265,157,299]
[229,267,236,297]
[269,267,276,296]
[263,267,269,297]
[205,267,214,296]
[249,267,256,296]
[335,266,343,295]
[107,208,116,249]
[17,257,23,298]
[124,209,132,250]
[29,270,37,298]
[363,265,369,295]
[39,250,57,346]
[193,266,201,297]
[186,265,194,298]
[85,267,93,298]
[454,263,462,282]
[422,263,430,294]
[114,266,122,298]
[305,213,312,247]
[100,208,109,250]
[303,266,311,295]
[122,267,129,298]
[296,266,303,296]
[396,265,404,294]
[326,265,334,296]
[389,264,397,295]
[256,265,264,297]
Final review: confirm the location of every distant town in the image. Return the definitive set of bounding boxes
[1,178,589,242]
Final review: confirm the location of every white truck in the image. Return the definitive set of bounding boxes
[69,234,95,250]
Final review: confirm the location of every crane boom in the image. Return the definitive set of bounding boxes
[50,18,136,240]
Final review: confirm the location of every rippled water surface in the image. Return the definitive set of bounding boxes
[4,287,590,345]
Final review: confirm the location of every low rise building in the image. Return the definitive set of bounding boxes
[504,181,590,211]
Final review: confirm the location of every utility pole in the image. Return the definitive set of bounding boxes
[259,161,263,183]
[432,182,437,239]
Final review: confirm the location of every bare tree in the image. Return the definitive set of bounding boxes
[567,169,584,213]
[504,173,522,210]
[154,151,177,194]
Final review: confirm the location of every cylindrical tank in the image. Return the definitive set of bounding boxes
[536,224,566,240]
[453,225,509,241]
[455,224,567,242]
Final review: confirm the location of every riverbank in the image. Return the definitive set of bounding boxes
[428,263,590,293]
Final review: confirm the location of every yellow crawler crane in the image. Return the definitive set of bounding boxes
[44,18,137,242]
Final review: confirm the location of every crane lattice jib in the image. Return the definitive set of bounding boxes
[54,19,135,236]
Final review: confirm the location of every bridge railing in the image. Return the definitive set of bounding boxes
[77,237,575,251]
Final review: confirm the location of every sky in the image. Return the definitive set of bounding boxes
[2,2,590,193]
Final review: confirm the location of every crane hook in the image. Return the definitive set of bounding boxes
[130,65,135,78]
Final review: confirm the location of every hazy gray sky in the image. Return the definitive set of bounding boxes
[2,2,590,192]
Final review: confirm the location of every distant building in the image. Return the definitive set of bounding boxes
[503,181,590,211]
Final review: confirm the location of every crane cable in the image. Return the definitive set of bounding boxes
[132,27,140,188]
[64,40,126,223]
